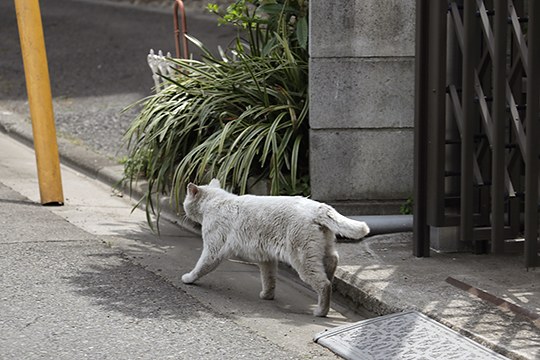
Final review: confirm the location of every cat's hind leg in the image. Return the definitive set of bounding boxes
[291,256,332,317]
[323,241,339,282]
[258,260,277,300]
[181,247,223,284]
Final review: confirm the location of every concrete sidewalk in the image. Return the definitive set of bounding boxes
[335,235,539,359]
[0,181,296,359]
[0,129,360,359]
[0,122,539,359]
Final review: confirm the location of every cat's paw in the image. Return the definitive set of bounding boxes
[181,273,196,284]
[259,291,275,300]
[313,306,329,317]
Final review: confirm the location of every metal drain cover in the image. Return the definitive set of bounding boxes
[314,311,508,359]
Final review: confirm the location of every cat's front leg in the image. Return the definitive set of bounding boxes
[181,272,198,284]
[182,248,223,284]
[258,260,277,300]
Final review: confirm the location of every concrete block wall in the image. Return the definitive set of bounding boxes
[309,0,415,214]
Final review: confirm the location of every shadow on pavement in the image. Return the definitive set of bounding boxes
[64,251,214,321]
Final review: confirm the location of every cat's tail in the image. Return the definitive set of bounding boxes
[315,205,370,240]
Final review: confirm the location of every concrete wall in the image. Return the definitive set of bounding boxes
[309,0,416,214]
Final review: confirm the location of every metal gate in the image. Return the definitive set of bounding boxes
[414,0,540,268]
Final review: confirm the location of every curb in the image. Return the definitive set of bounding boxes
[332,265,520,359]
[0,109,201,235]
[0,110,119,187]
[0,108,382,317]
[0,110,529,360]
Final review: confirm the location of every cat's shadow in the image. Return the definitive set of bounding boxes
[64,251,209,321]
[64,251,353,329]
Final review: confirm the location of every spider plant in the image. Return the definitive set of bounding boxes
[124,0,309,223]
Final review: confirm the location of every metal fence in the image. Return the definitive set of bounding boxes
[414,0,539,268]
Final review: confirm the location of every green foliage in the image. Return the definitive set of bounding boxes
[124,0,309,221]
[400,197,413,215]
[207,0,309,50]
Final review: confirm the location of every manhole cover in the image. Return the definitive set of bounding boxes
[314,311,508,360]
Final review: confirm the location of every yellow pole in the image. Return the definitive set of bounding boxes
[14,0,64,205]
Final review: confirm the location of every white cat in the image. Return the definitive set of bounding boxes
[181,179,370,317]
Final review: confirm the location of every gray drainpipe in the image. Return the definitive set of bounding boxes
[348,215,413,236]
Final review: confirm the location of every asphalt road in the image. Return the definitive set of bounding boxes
[0,0,237,158]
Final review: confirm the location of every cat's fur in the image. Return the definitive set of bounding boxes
[181,179,370,317]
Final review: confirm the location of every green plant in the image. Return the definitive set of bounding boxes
[208,0,309,50]
[400,197,413,215]
[119,148,153,179]
[124,0,309,223]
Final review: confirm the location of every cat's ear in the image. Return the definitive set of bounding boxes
[208,178,221,188]
[187,183,199,197]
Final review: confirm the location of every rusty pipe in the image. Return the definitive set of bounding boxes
[174,0,189,59]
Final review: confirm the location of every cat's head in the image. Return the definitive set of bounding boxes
[183,179,222,223]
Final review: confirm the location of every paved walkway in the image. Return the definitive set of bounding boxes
[0,182,293,359]
[336,233,540,359]
[0,119,539,359]
[0,131,361,359]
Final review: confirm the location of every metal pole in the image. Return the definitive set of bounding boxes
[491,0,507,254]
[525,0,540,268]
[426,0,447,228]
[174,0,189,59]
[14,0,64,205]
[460,0,476,247]
[413,0,430,257]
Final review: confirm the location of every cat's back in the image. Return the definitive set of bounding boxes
[203,189,324,227]
[235,194,320,220]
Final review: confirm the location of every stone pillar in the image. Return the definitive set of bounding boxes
[309,0,416,214]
